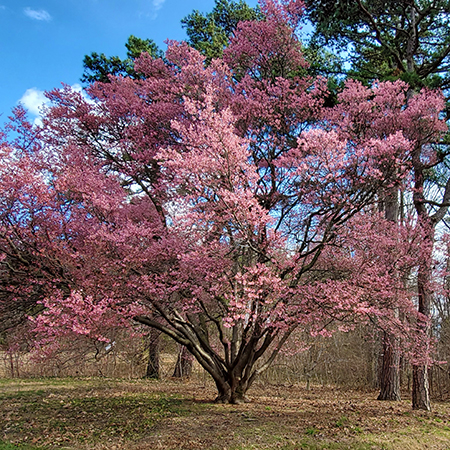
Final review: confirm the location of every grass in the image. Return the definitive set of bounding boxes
[1,382,186,446]
[0,442,44,450]
[1,378,450,449]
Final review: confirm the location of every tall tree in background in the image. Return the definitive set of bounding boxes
[305,0,450,410]
[81,1,261,86]
[81,35,163,85]
[181,0,262,61]
[377,189,402,401]
[81,0,338,91]
[304,0,450,93]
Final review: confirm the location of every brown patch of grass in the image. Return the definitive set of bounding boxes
[1,378,450,449]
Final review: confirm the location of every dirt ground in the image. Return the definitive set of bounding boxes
[1,377,450,450]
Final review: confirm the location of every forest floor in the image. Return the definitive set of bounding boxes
[1,377,450,450]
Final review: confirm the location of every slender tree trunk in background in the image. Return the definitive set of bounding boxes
[411,154,438,410]
[144,328,160,379]
[378,187,401,401]
[8,352,15,378]
[172,345,193,378]
[412,364,430,409]
[412,230,432,410]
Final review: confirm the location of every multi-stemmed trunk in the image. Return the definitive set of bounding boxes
[201,325,294,404]
[135,314,294,403]
[214,374,253,404]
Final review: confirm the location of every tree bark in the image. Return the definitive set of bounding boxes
[411,237,432,411]
[144,328,160,379]
[378,331,401,400]
[412,364,430,410]
[213,377,249,404]
[378,186,401,401]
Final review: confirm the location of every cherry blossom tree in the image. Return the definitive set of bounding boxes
[0,107,71,336]
[1,0,447,404]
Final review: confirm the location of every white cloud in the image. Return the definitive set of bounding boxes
[24,7,52,21]
[70,83,96,105]
[71,83,83,94]
[19,85,93,125]
[19,88,49,117]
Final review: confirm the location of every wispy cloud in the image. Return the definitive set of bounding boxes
[141,0,166,20]
[24,7,52,21]
[152,0,166,11]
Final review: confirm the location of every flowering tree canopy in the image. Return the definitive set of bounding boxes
[0,0,447,403]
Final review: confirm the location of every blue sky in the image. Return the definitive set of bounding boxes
[0,0,258,125]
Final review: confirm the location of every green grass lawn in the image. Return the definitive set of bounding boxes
[1,378,450,449]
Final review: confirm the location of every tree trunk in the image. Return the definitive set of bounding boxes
[144,328,160,379]
[411,246,432,411]
[213,377,249,404]
[378,332,401,400]
[412,364,430,410]
[411,217,433,411]
[172,345,193,378]
[378,187,401,401]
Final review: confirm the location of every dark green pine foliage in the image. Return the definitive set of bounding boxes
[304,0,450,92]
[81,35,163,85]
[181,0,263,62]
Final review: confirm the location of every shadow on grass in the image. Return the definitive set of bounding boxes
[1,383,190,448]
[2,379,450,449]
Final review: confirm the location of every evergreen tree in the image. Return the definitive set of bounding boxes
[181,0,262,61]
[305,0,450,91]
[81,35,163,85]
